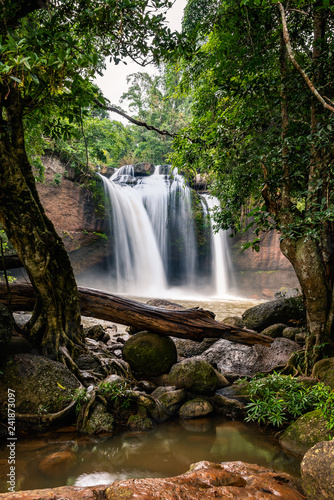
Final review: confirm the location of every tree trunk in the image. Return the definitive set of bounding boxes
[0,282,273,346]
[280,236,334,373]
[0,90,85,368]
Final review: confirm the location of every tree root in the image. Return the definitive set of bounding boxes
[15,399,77,427]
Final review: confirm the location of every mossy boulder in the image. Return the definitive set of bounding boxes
[242,296,305,332]
[279,409,334,456]
[168,358,222,395]
[122,331,177,378]
[260,323,287,338]
[312,358,334,388]
[0,353,80,417]
[82,403,115,435]
[301,440,334,500]
[179,398,214,419]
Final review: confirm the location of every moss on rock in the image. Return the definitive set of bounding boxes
[123,331,177,378]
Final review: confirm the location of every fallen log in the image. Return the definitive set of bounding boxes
[0,282,273,346]
[0,254,23,270]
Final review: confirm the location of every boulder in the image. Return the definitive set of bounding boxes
[133,162,155,176]
[279,409,334,456]
[312,357,334,388]
[301,440,334,500]
[0,353,80,417]
[0,303,13,363]
[260,323,287,338]
[156,388,187,416]
[82,403,115,435]
[201,337,300,376]
[83,324,105,341]
[283,327,303,340]
[168,358,223,395]
[172,337,217,358]
[242,296,305,332]
[179,398,214,419]
[209,394,245,419]
[123,331,177,378]
[221,316,245,328]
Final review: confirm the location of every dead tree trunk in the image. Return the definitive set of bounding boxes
[0,282,272,346]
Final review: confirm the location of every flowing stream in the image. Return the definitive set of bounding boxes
[99,165,236,298]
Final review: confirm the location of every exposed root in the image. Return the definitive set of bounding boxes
[15,399,77,427]
[77,387,97,431]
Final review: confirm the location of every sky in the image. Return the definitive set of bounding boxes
[94,0,187,120]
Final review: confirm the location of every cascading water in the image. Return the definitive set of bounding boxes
[99,165,234,298]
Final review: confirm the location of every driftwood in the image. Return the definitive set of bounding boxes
[0,282,273,346]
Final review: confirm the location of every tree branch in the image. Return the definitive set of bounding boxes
[277,2,334,113]
[93,98,177,138]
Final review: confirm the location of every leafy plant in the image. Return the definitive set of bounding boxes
[72,387,89,415]
[242,372,334,429]
[99,381,133,409]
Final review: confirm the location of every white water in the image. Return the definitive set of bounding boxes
[100,165,235,299]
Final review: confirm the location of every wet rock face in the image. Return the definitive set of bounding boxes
[122,331,177,378]
[301,440,334,500]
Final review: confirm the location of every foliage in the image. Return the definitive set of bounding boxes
[99,381,134,409]
[72,387,89,415]
[242,372,334,429]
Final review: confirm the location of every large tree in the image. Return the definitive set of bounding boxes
[172,0,334,372]
[0,0,179,369]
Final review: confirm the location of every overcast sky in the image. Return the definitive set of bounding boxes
[94,0,187,119]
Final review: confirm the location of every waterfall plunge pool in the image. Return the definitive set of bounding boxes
[0,417,301,493]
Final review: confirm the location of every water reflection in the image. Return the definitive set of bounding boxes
[0,417,300,492]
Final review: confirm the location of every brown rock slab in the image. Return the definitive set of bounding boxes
[0,461,303,500]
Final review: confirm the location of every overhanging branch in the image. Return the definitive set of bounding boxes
[277,2,334,114]
[93,98,177,138]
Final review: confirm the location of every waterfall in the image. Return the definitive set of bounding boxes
[201,194,234,297]
[99,165,233,298]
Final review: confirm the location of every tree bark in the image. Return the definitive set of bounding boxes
[0,282,273,346]
[0,88,85,368]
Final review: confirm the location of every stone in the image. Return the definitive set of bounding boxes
[82,403,115,435]
[168,358,222,394]
[83,324,105,341]
[301,440,334,500]
[0,461,303,500]
[201,337,300,376]
[0,353,80,417]
[156,388,187,416]
[279,409,334,456]
[242,296,305,332]
[104,460,304,500]
[282,327,302,340]
[123,331,177,378]
[179,398,214,419]
[172,337,217,358]
[38,451,76,478]
[209,394,245,419]
[127,414,154,431]
[312,357,334,388]
[260,323,287,338]
[221,316,245,328]
[0,303,13,363]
